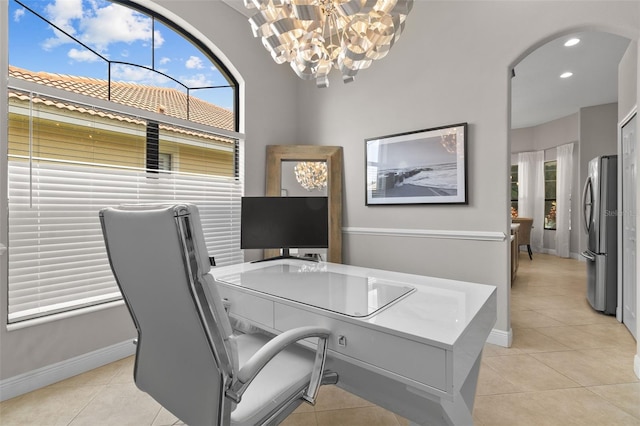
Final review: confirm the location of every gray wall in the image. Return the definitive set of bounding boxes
[1,0,639,385]
[578,103,620,254]
[0,0,301,381]
[295,1,638,339]
[512,113,580,153]
[511,104,620,258]
[511,113,581,254]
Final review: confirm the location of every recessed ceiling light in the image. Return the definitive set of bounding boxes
[560,72,573,79]
[564,38,580,47]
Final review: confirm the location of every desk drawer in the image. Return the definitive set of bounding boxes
[216,285,274,329]
[274,304,447,391]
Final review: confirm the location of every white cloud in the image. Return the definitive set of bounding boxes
[45,0,83,30]
[68,47,100,62]
[185,56,204,70]
[40,0,83,50]
[39,0,158,56]
[42,29,78,51]
[159,57,171,65]
[153,30,164,48]
[13,8,25,22]
[181,73,213,88]
[79,3,152,52]
[111,63,172,86]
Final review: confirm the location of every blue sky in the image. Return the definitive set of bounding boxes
[8,0,234,110]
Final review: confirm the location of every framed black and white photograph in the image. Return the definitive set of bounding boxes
[365,123,468,205]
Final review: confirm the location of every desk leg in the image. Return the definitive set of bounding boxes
[439,352,482,425]
[327,356,480,426]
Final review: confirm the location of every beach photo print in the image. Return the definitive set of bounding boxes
[365,123,468,205]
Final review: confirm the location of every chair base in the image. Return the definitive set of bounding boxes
[321,371,339,386]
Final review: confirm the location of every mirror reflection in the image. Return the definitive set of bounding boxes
[280,160,328,261]
[281,161,328,197]
[266,145,343,263]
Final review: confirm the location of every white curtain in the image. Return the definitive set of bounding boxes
[555,143,574,257]
[518,151,545,252]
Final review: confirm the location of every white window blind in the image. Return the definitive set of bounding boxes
[7,90,243,324]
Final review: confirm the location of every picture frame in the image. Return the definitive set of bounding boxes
[365,123,468,205]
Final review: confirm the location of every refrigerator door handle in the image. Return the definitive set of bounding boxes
[582,177,594,234]
[581,250,596,261]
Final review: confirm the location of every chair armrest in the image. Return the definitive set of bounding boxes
[226,326,331,403]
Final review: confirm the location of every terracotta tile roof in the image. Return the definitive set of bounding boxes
[9,65,234,131]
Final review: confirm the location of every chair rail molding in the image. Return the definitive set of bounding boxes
[343,227,506,242]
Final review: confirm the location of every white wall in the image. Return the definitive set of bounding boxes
[1,0,639,391]
[619,41,638,120]
[636,34,640,381]
[617,37,640,378]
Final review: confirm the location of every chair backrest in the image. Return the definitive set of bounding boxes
[512,217,533,245]
[100,204,236,425]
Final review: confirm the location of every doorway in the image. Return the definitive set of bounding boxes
[509,30,635,336]
[620,110,637,339]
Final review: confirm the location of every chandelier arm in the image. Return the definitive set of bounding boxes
[246,0,414,87]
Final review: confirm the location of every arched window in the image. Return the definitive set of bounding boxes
[6,0,244,324]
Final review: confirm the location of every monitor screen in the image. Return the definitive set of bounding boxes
[241,196,328,250]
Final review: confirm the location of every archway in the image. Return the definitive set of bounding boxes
[507,28,637,365]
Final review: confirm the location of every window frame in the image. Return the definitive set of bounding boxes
[544,160,557,230]
[112,0,240,132]
[510,164,518,217]
[12,0,239,132]
[6,0,245,325]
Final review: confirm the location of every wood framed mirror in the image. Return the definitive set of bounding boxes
[265,145,343,263]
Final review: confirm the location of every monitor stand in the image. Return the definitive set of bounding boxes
[251,248,319,263]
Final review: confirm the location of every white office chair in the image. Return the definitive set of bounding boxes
[99,203,336,425]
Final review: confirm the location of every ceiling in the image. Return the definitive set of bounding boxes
[511,31,631,129]
[222,0,253,17]
[220,2,631,130]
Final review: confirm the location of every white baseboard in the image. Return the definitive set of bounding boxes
[571,252,586,261]
[635,354,640,380]
[0,339,136,402]
[486,328,512,347]
[535,248,585,261]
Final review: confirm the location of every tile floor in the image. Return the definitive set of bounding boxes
[0,253,638,425]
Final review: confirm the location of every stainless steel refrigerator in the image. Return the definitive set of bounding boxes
[581,155,617,315]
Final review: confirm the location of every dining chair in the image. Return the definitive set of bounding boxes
[512,217,534,259]
[99,203,337,425]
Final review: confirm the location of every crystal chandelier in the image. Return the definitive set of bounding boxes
[294,161,328,191]
[244,0,414,88]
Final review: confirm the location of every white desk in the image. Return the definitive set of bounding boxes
[211,260,496,425]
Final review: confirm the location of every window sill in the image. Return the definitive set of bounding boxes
[6,300,125,331]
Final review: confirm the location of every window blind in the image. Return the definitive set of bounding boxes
[7,90,243,324]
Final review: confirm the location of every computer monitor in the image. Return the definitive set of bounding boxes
[241,196,328,262]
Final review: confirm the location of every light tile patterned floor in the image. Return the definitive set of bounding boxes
[473,253,639,426]
[1,253,638,425]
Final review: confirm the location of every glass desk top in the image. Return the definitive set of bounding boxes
[215,263,416,318]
